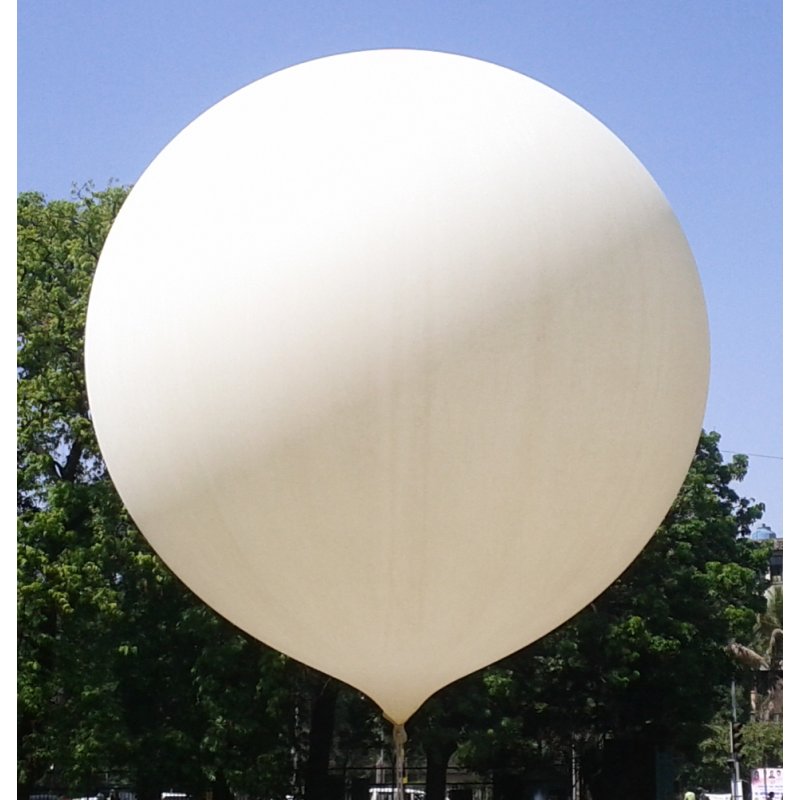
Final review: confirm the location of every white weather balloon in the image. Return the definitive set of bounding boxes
[85,49,709,725]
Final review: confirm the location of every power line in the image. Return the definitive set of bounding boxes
[720,450,783,461]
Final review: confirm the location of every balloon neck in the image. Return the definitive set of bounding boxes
[393,723,407,800]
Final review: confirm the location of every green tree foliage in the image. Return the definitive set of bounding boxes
[726,585,783,722]
[678,711,782,791]
[740,721,783,772]
[18,184,142,794]
[680,585,783,792]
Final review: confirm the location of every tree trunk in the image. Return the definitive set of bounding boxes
[424,740,457,800]
[17,777,36,800]
[213,779,236,800]
[492,773,524,800]
[304,679,340,800]
[583,738,656,800]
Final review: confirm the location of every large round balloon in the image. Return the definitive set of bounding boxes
[85,49,709,724]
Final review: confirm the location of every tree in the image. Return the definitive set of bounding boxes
[726,584,783,723]
[407,674,489,800]
[678,583,784,793]
[18,184,145,796]
[677,707,782,792]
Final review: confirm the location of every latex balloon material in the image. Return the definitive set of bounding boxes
[85,49,709,724]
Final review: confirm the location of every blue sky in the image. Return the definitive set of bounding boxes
[17,1,783,533]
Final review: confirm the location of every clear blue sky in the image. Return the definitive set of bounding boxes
[17,1,783,533]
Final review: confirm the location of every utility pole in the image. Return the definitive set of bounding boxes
[571,737,580,800]
[729,679,743,800]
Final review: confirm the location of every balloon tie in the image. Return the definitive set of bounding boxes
[393,723,407,800]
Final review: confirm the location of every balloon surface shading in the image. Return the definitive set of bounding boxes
[85,49,709,724]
